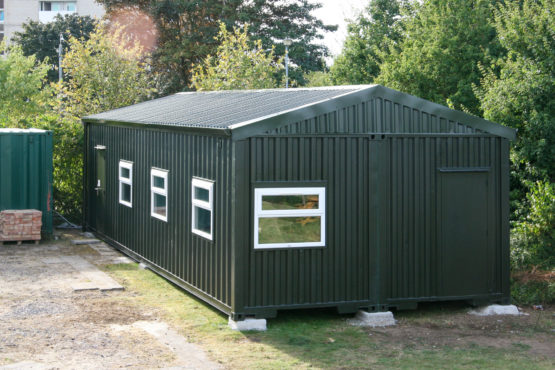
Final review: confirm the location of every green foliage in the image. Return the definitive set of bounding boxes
[47,24,157,221]
[511,181,555,270]
[511,277,555,305]
[331,0,404,85]
[476,0,555,182]
[11,14,97,83]
[191,23,281,91]
[96,0,336,92]
[32,115,84,223]
[376,0,501,115]
[56,24,156,118]
[474,0,554,270]
[0,43,52,127]
[304,71,333,87]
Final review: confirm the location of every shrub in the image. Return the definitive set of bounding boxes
[511,180,555,270]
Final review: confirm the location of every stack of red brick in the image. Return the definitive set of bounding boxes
[0,210,42,243]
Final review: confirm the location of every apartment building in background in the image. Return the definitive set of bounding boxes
[1,0,105,43]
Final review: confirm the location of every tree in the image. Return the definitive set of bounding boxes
[331,0,405,85]
[56,24,156,118]
[96,0,336,92]
[48,24,157,221]
[475,0,555,269]
[191,23,282,91]
[0,43,52,127]
[477,0,555,183]
[304,71,333,87]
[11,14,97,83]
[376,0,502,115]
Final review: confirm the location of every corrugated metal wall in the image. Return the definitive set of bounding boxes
[240,134,508,313]
[243,136,382,310]
[268,96,478,135]
[85,124,233,310]
[0,130,53,233]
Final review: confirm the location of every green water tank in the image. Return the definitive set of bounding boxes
[0,129,53,234]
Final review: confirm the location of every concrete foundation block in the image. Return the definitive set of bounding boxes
[469,304,520,316]
[349,310,396,327]
[228,317,267,331]
[71,239,100,245]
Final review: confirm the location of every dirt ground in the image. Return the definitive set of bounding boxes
[0,231,220,369]
[0,230,553,369]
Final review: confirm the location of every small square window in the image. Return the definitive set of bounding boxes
[118,160,133,207]
[151,168,168,222]
[191,178,214,240]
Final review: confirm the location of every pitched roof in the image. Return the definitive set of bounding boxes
[83,86,366,129]
[83,85,516,141]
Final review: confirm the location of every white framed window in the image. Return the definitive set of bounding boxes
[151,168,168,222]
[118,160,133,207]
[254,187,326,249]
[191,178,214,240]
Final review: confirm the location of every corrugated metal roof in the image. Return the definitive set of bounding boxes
[83,86,369,129]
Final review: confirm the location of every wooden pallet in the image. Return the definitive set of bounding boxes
[0,239,40,246]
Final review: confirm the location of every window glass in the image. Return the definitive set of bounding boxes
[121,183,131,203]
[153,175,165,189]
[66,2,76,11]
[194,207,211,234]
[120,167,130,179]
[262,194,319,210]
[194,187,209,202]
[259,217,321,244]
[153,193,167,217]
[254,187,325,249]
[52,3,61,11]
[0,11,4,22]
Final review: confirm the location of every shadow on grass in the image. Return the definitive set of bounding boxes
[104,263,554,369]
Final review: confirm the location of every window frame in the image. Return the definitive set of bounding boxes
[254,187,326,249]
[150,168,168,222]
[118,160,133,207]
[191,177,214,240]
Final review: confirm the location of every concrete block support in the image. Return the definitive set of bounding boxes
[469,304,520,316]
[349,310,396,327]
[228,317,267,331]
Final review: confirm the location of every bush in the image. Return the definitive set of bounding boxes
[511,180,555,270]
[511,271,555,305]
[32,115,83,223]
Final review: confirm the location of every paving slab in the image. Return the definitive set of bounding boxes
[71,239,100,245]
[60,256,124,291]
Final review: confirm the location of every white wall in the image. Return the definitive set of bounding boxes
[4,0,105,43]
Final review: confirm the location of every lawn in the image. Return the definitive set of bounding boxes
[104,263,554,369]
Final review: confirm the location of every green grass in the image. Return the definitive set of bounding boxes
[104,263,554,369]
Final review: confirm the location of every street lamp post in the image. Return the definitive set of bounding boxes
[283,38,292,88]
[58,33,64,82]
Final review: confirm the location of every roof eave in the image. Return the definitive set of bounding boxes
[82,117,232,137]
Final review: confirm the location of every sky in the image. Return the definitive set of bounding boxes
[312,0,369,58]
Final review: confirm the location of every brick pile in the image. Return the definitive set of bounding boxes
[0,210,42,244]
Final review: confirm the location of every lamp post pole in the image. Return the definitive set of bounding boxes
[284,39,292,88]
[58,33,64,82]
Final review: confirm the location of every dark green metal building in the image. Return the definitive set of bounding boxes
[83,85,515,320]
[0,128,53,234]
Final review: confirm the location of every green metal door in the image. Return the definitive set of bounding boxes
[439,170,489,296]
[94,145,106,232]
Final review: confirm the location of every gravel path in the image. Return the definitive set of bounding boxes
[0,232,220,369]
